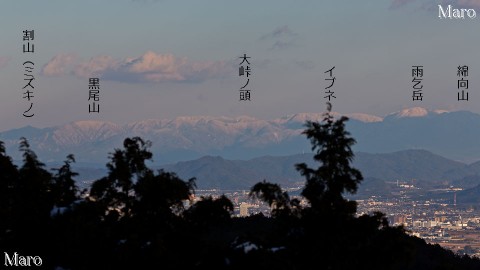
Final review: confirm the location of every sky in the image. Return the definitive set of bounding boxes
[0,0,479,132]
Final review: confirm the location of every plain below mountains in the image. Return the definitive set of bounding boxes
[159,149,480,191]
[65,149,480,203]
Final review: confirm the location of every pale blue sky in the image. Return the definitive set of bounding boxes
[0,0,479,131]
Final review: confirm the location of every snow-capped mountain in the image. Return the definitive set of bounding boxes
[53,120,123,146]
[1,107,479,165]
[384,107,454,120]
[389,107,429,118]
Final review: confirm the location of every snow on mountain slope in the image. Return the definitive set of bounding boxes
[345,113,383,122]
[273,112,382,124]
[53,120,123,146]
[2,107,478,164]
[388,107,429,118]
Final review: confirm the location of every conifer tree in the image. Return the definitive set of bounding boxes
[16,137,54,224]
[52,154,79,208]
[0,141,19,233]
[295,103,363,216]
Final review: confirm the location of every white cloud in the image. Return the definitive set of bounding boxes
[40,53,77,76]
[72,55,117,78]
[42,51,232,83]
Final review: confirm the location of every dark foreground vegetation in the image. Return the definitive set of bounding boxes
[1,107,479,269]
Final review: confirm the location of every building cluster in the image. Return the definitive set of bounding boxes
[357,194,480,258]
[194,189,271,217]
[81,179,480,257]
[198,183,480,258]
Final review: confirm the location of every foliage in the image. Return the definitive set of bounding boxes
[0,127,479,269]
[295,105,362,216]
[250,180,301,218]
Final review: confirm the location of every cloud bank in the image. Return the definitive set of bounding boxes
[41,51,232,83]
[41,53,77,76]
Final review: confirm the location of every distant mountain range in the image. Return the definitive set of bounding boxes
[2,107,480,165]
[62,149,480,202]
[159,149,480,191]
[160,149,480,204]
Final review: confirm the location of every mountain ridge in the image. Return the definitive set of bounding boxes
[2,107,480,164]
[160,149,477,190]
[33,149,480,198]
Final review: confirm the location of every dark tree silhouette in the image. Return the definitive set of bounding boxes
[16,137,54,225]
[184,195,234,227]
[250,180,301,217]
[134,169,196,220]
[90,137,153,219]
[0,141,19,238]
[295,103,363,216]
[0,132,479,270]
[51,154,80,207]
